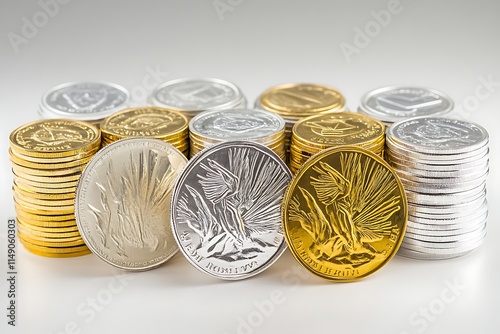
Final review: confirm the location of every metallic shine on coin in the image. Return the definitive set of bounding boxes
[170,141,292,280]
[75,138,188,270]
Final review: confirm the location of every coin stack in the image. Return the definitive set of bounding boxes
[189,108,286,160]
[9,119,101,257]
[358,86,453,127]
[149,78,247,120]
[256,83,345,160]
[289,112,385,174]
[385,117,489,259]
[38,81,130,125]
[100,107,189,157]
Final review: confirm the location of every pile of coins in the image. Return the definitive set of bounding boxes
[9,119,101,257]
[386,117,489,259]
[358,86,453,127]
[189,108,286,160]
[38,82,130,125]
[149,78,247,120]
[256,83,345,159]
[289,112,385,174]
[100,107,189,157]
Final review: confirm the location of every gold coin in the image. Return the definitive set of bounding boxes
[11,161,87,176]
[259,83,345,119]
[14,192,75,207]
[15,205,75,220]
[282,146,407,281]
[16,216,77,229]
[10,119,100,158]
[13,176,79,189]
[292,112,385,150]
[17,225,81,239]
[19,238,90,256]
[13,197,75,214]
[9,149,93,169]
[12,169,81,183]
[17,218,78,232]
[13,180,77,194]
[18,231,85,248]
[101,106,188,140]
[9,147,98,164]
[14,183,75,200]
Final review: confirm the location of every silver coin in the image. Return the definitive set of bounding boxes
[189,108,285,143]
[386,136,489,162]
[75,138,187,271]
[408,204,488,224]
[397,243,483,260]
[405,183,486,205]
[401,227,486,250]
[149,78,246,117]
[170,141,292,280]
[385,150,489,172]
[407,212,488,231]
[395,167,489,184]
[399,177,487,194]
[358,86,453,124]
[388,117,489,155]
[406,220,486,236]
[408,193,486,215]
[40,81,129,122]
[404,223,487,243]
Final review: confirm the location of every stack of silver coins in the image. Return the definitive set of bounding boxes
[38,82,130,125]
[189,108,286,160]
[386,117,489,259]
[149,78,247,120]
[358,86,453,127]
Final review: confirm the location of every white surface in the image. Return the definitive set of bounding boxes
[1,1,499,333]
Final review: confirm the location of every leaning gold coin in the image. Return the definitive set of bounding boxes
[282,146,407,281]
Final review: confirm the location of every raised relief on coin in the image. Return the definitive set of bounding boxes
[305,117,360,137]
[76,138,187,270]
[46,82,128,114]
[283,147,407,280]
[171,142,291,279]
[212,115,267,133]
[10,120,100,154]
[376,90,443,115]
[171,82,229,104]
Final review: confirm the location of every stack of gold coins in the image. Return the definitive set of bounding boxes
[289,112,385,174]
[100,107,189,157]
[9,119,101,257]
[189,108,286,160]
[256,83,346,160]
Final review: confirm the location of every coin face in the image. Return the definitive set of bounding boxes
[10,119,101,157]
[282,146,407,281]
[190,108,285,141]
[40,82,129,121]
[100,106,188,139]
[259,83,345,118]
[293,112,384,148]
[389,117,488,154]
[150,78,246,115]
[359,86,453,123]
[75,138,187,270]
[170,141,292,280]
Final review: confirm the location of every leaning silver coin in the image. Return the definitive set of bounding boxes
[170,141,292,280]
[75,138,187,271]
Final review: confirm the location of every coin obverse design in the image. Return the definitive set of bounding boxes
[282,146,407,281]
[75,138,187,270]
[170,141,292,280]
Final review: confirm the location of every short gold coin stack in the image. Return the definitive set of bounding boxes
[9,119,101,257]
[289,112,385,174]
[100,107,189,157]
[256,83,346,160]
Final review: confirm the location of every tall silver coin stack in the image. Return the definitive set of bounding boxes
[189,108,286,160]
[38,82,130,125]
[385,117,489,259]
[358,86,453,127]
[149,78,247,120]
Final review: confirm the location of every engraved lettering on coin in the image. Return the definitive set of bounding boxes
[305,117,361,137]
[31,124,87,146]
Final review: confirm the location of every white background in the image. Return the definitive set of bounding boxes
[1,1,499,333]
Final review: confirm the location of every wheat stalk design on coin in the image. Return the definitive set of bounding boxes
[289,152,401,267]
[176,147,289,262]
[88,149,176,257]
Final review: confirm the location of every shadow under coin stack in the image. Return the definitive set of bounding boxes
[9,119,101,257]
[37,81,130,126]
[255,83,345,161]
[100,107,189,157]
[149,78,247,121]
[189,109,286,160]
[289,112,385,174]
[386,117,489,259]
